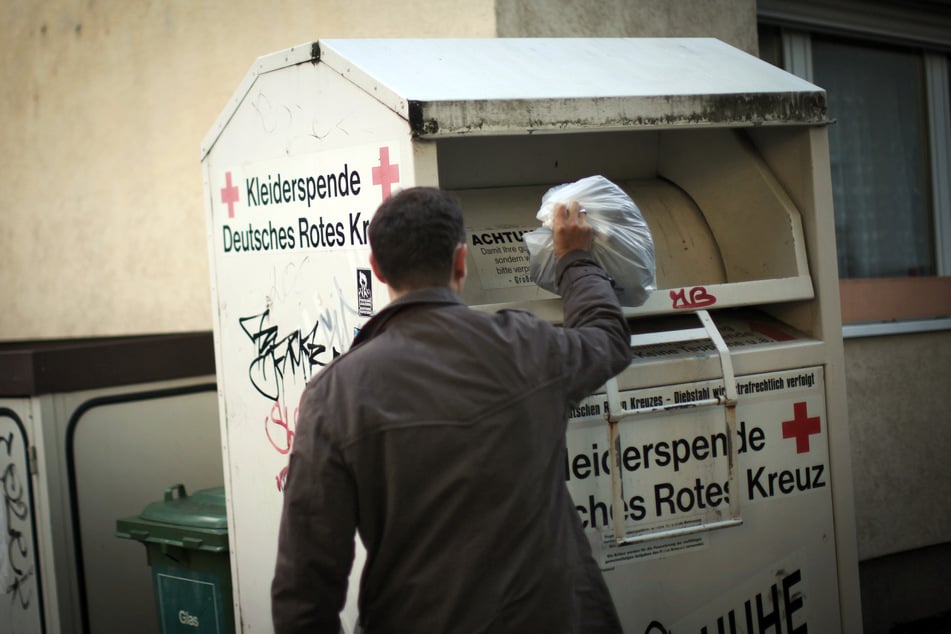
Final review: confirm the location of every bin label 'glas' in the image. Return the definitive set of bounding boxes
[153,564,225,633]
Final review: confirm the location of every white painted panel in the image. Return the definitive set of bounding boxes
[0,400,43,634]
[70,387,221,634]
[203,57,417,633]
[567,366,839,632]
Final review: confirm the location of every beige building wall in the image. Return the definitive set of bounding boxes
[1,1,496,340]
[2,0,758,341]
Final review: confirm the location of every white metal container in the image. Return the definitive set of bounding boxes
[202,38,860,633]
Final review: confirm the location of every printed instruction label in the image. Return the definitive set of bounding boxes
[467,226,535,289]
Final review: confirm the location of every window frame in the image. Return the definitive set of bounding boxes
[758,2,951,337]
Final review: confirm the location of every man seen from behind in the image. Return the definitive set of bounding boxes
[272,186,630,633]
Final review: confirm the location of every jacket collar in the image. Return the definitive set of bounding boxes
[352,286,464,347]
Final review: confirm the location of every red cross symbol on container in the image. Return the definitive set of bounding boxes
[221,171,240,218]
[782,401,821,454]
[372,146,400,200]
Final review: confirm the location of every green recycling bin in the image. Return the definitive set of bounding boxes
[116,484,234,634]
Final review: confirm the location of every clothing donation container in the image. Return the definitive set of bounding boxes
[201,38,861,633]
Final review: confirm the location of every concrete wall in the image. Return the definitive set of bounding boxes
[845,330,951,560]
[496,0,758,54]
[1,0,496,340]
[1,0,758,341]
[845,328,951,629]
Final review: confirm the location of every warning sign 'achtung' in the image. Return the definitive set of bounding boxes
[467,226,535,290]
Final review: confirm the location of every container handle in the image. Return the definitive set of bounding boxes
[164,483,188,502]
[605,309,742,545]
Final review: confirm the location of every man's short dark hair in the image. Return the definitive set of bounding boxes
[369,187,466,291]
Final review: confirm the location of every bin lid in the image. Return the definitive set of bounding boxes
[139,484,227,528]
[116,484,229,552]
[203,38,828,155]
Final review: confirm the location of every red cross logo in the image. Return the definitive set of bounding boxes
[782,401,821,454]
[221,171,240,218]
[371,146,400,200]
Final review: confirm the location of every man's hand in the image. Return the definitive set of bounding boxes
[552,201,593,259]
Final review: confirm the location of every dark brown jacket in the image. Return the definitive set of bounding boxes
[272,250,630,633]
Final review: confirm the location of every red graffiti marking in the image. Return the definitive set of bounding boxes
[265,401,298,455]
[670,286,717,310]
[276,466,290,492]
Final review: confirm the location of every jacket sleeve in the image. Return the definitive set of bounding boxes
[555,250,631,403]
[272,385,357,634]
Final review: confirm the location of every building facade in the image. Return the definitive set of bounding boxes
[2,0,949,631]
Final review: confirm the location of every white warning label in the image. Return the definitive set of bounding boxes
[467,226,534,290]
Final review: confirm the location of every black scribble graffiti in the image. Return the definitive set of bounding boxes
[644,621,669,634]
[1,431,34,611]
[239,309,339,402]
[240,273,365,491]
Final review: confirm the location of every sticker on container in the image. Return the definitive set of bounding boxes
[154,565,227,634]
[595,528,707,568]
[467,226,535,290]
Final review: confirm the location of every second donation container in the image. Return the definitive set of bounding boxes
[201,38,861,632]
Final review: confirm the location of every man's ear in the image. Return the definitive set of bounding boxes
[369,252,387,284]
[452,243,468,287]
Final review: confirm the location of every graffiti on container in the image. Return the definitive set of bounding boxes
[239,272,362,491]
[239,309,337,492]
[0,431,35,612]
[239,309,336,402]
[265,400,298,456]
[670,286,717,310]
[275,465,290,493]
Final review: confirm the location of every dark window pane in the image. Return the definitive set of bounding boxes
[812,37,934,278]
[758,25,783,69]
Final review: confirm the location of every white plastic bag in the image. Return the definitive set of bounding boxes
[523,175,655,307]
